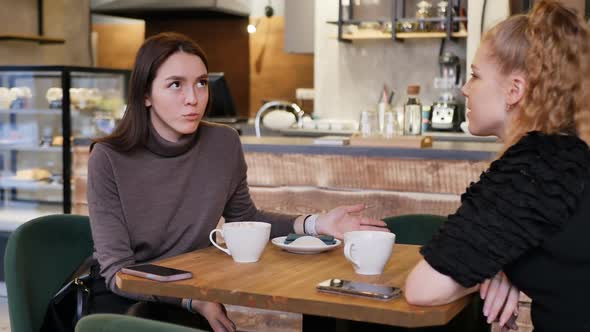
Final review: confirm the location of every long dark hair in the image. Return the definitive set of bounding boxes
[93,32,210,151]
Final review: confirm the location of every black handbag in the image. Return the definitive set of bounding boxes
[40,257,107,332]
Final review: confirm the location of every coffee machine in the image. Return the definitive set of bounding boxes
[429,52,465,131]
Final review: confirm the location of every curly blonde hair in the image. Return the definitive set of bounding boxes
[482,0,590,149]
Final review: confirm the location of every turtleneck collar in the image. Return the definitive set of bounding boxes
[145,120,199,157]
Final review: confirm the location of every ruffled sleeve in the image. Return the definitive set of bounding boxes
[421,132,590,288]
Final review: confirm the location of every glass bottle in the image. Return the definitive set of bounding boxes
[436,1,449,32]
[416,1,433,32]
[404,85,422,136]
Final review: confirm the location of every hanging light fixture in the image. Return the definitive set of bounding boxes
[247,0,274,34]
[264,0,274,18]
[247,19,260,33]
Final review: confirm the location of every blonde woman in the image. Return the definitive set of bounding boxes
[405,1,590,331]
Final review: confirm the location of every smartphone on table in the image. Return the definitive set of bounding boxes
[316,278,401,301]
[121,264,192,282]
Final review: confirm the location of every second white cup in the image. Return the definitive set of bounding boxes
[209,222,271,263]
[343,231,396,275]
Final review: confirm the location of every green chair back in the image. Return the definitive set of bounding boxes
[75,314,207,332]
[4,214,93,332]
[380,214,489,332]
[382,214,447,245]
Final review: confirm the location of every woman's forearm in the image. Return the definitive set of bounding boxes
[405,259,478,306]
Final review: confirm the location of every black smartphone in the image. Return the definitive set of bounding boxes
[121,264,192,282]
[316,278,401,301]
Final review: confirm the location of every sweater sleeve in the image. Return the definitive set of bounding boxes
[222,136,298,238]
[421,132,590,288]
[88,144,180,305]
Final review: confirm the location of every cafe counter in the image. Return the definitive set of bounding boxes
[236,136,497,221]
[73,135,500,226]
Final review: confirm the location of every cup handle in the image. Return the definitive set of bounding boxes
[344,242,360,270]
[209,229,231,256]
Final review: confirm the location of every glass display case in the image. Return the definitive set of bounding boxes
[0,66,130,226]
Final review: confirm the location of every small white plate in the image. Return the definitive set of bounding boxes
[271,236,342,255]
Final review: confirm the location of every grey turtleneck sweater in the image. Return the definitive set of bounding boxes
[87,121,297,303]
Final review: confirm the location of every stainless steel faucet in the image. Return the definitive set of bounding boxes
[254,101,304,137]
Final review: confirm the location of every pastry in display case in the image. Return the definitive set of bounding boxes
[70,87,104,111]
[9,87,33,109]
[0,66,130,225]
[14,168,52,182]
[0,88,9,109]
[0,87,34,110]
[45,88,62,109]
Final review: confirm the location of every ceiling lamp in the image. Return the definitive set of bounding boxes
[247,0,274,34]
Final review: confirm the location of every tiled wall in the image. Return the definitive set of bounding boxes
[313,0,466,121]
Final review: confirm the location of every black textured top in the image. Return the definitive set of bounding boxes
[421,132,590,331]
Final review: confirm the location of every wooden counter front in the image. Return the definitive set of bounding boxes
[73,144,491,220]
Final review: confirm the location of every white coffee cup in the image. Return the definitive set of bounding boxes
[343,231,396,275]
[209,222,271,263]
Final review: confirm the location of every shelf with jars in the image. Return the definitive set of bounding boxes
[331,0,467,42]
[0,66,130,223]
[327,20,393,40]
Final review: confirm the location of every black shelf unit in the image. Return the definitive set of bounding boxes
[0,66,130,214]
[393,0,466,40]
[333,0,467,42]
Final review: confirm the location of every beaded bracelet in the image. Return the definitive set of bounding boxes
[303,214,313,235]
[304,214,319,236]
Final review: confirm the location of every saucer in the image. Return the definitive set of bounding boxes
[271,236,341,254]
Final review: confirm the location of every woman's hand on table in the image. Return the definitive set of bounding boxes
[480,271,519,331]
[190,299,235,332]
[316,204,389,239]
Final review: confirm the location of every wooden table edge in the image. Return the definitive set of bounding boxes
[116,272,470,328]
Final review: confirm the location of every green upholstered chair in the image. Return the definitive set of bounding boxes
[377,214,489,332]
[4,214,93,332]
[382,214,447,245]
[75,314,207,332]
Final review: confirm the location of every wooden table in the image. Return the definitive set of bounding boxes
[116,243,469,328]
